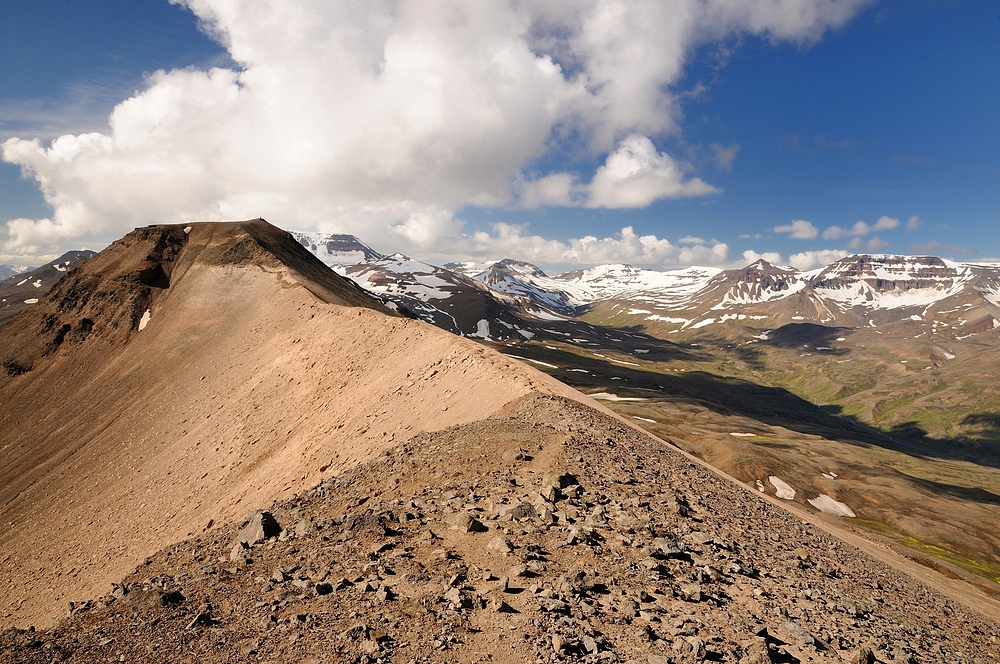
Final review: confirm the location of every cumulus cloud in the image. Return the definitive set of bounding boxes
[517,134,718,209]
[847,236,889,251]
[787,249,849,270]
[773,219,818,239]
[585,134,717,208]
[435,224,730,269]
[2,0,870,259]
[822,215,899,241]
[742,249,783,265]
[906,215,922,231]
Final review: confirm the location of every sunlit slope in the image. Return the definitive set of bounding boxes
[0,220,573,628]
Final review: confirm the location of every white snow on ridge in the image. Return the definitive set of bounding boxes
[138,309,151,331]
[718,278,807,307]
[554,264,723,305]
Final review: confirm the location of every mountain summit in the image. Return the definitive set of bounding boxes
[0,219,574,628]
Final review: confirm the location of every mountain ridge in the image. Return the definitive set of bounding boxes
[0,219,580,629]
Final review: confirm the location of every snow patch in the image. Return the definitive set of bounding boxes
[808,495,855,517]
[469,319,491,339]
[588,392,647,402]
[23,298,39,304]
[504,354,558,369]
[138,309,151,331]
[645,315,688,324]
[768,476,795,500]
[730,432,757,438]
[632,416,656,423]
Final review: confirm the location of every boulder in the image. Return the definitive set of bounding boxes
[452,511,487,533]
[236,511,281,546]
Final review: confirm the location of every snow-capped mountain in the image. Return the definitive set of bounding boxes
[0,265,31,280]
[476,259,583,315]
[555,264,724,305]
[289,231,1000,344]
[600,255,1000,336]
[290,231,384,265]
[0,250,96,326]
[339,253,528,340]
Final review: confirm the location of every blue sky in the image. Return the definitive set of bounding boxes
[1,1,997,270]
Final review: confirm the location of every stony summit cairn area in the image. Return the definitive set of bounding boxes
[3,395,996,664]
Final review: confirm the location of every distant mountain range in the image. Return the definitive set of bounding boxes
[0,264,32,280]
[0,250,96,326]
[292,232,1000,344]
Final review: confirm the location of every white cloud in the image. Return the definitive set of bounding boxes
[430,224,730,269]
[873,215,899,231]
[773,219,818,239]
[787,249,848,270]
[907,215,922,231]
[516,173,580,209]
[516,134,717,210]
[847,236,889,251]
[742,249,783,265]
[2,0,871,257]
[822,215,899,242]
[585,134,718,208]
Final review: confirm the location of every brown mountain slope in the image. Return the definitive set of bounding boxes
[0,220,579,629]
[3,394,998,663]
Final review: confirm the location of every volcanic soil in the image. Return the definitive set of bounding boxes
[0,220,576,629]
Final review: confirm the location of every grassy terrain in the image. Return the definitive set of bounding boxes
[487,325,1000,589]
